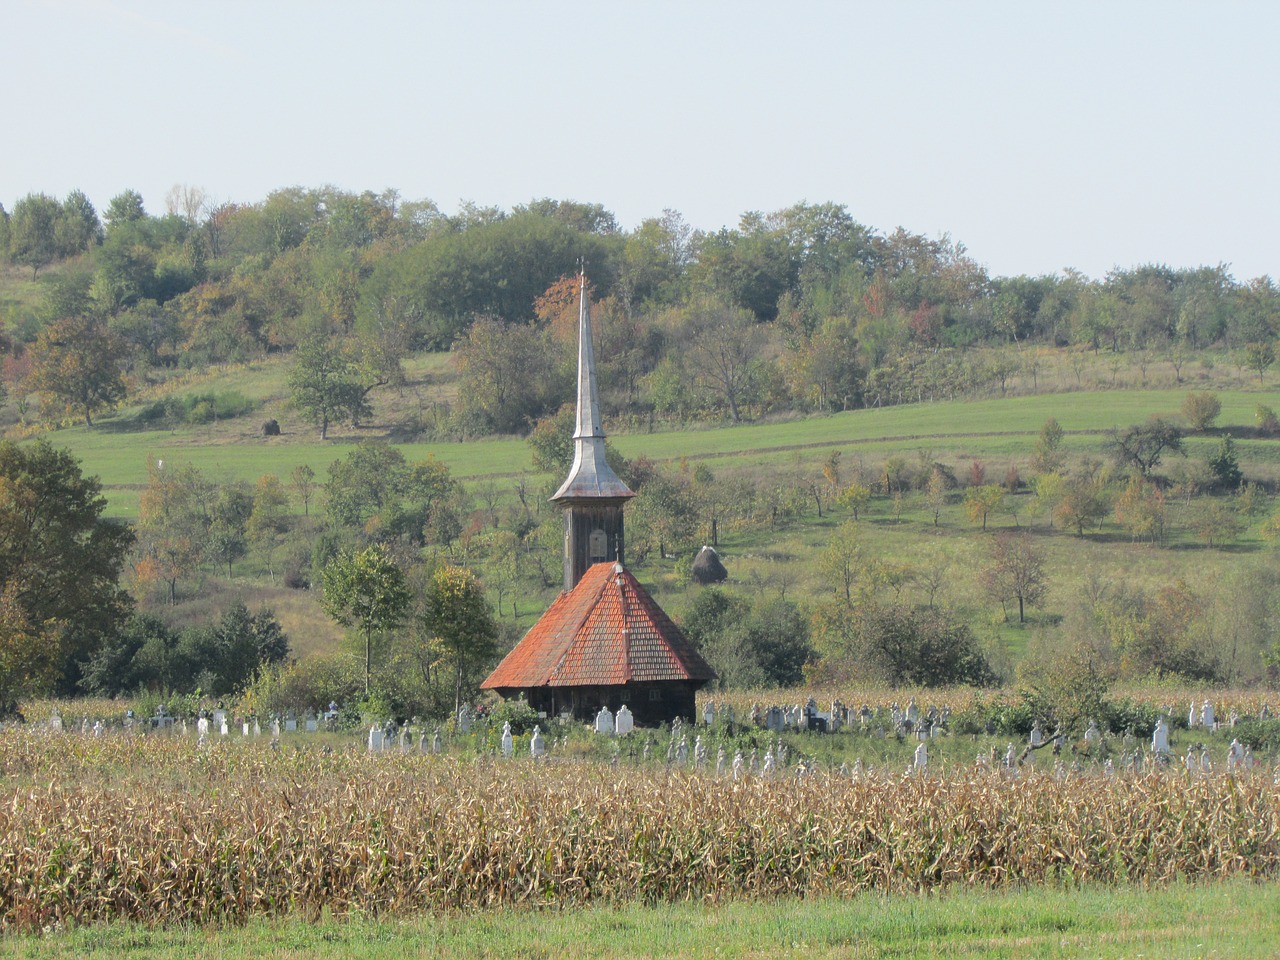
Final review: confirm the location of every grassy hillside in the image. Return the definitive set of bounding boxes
[17,350,1280,681]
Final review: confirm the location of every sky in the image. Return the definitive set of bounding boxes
[5,0,1278,282]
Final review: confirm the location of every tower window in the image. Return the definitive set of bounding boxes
[589,528,607,560]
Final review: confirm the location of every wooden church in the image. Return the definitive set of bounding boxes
[481,273,715,725]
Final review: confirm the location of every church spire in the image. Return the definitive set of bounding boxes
[551,269,633,591]
[551,269,634,503]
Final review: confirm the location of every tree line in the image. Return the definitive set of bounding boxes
[2,187,1278,433]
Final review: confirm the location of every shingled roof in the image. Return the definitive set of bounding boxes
[482,562,716,690]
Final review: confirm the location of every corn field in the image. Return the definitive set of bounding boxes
[1,730,1279,931]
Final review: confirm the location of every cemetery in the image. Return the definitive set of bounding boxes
[5,684,1280,934]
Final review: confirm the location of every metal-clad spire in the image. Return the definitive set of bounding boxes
[551,270,635,501]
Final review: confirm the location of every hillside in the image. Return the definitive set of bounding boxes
[21,346,1280,699]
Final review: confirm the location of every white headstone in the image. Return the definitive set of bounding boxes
[703,701,715,727]
[1152,717,1170,755]
[242,722,250,736]
[913,741,927,774]
[305,718,318,733]
[432,728,442,754]
[285,718,297,733]
[49,709,63,734]
[270,718,281,737]
[456,705,471,734]
[615,705,633,736]
[530,725,546,758]
[1030,722,1044,748]
[219,720,229,736]
[595,706,615,736]
[368,725,384,753]
[501,722,514,758]
[1201,700,1215,730]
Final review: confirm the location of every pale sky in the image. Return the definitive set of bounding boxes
[5,0,1278,282]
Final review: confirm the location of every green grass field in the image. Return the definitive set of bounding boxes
[6,880,1276,959]
[38,381,1280,515]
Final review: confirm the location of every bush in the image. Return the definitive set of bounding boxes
[135,391,257,427]
[1181,391,1221,431]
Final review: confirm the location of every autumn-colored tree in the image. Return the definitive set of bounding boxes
[979,533,1048,623]
[1181,391,1222,431]
[27,315,126,426]
[1112,476,1167,545]
[925,467,948,527]
[837,480,872,520]
[134,460,210,604]
[964,484,1005,531]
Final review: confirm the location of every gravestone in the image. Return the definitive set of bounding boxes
[456,705,472,734]
[305,711,318,734]
[765,706,785,734]
[530,725,546,758]
[914,741,927,774]
[732,751,744,780]
[432,727,442,755]
[219,718,229,736]
[675,736,688,766]
[285,711,297,733]
[501,722,514,758]
[595,706,615,736]
[242,721,250,737]
[1030,722,1044,748]
[704,700,715,727]
[270,717,281,737]
[1152,717,1170,755]
[1201,700,1215,730]
[615,704,634,736]
[197,716,210,739]
[1188,701,1199,728]
[1084,720,1101,745]
[368,725,384,752]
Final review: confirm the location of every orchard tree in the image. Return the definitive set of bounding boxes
[321,544,410,695]
[133,460,211,604]
[979,533,1048,623]
[1105,417,1184,477]
[1242,341,1276,385]
[1181,391,1222,431]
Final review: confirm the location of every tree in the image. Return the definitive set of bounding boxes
[1112,476,1166,544]
[1105,417,1184,477]
[979,533,1048,623]
[27,315,126,426]
[1207,434,1243,491]
[321,544,410,696]
[453,316,565,435]
[420,564,498,717]
[681,588,812,688]
[104,189,146,229]
[964,483,1005,531]
[1181,391,1222,431]
[134,460,210,604]
[924,467,948,526]
[207,481,253,577]
[1242,341,1276,385]
[288,335,370,439]
[823,604,996,687]
[685,300,766,422]
[290,464,317,516]
[1054,475,1109,537]
[0,441,134,707]
[247,475,291,582]
[8,193,61,276]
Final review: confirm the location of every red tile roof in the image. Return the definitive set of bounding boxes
[482,562,716,690]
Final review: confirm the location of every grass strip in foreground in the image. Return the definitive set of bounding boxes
[5,879,1277,960]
